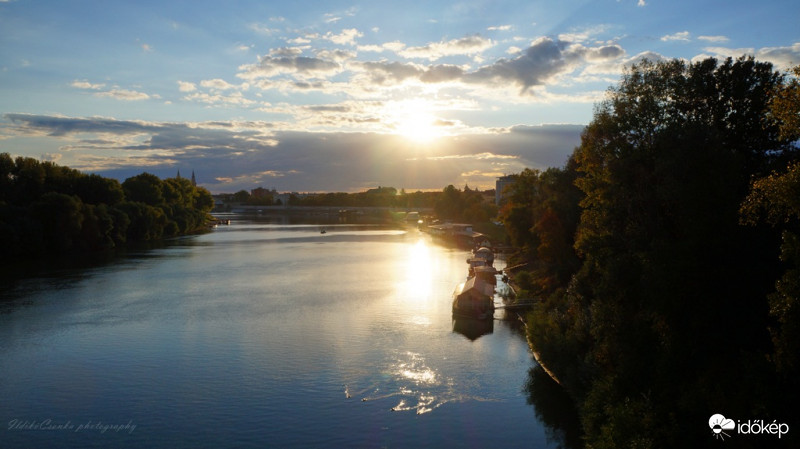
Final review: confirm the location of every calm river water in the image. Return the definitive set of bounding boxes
[0,215,578,448]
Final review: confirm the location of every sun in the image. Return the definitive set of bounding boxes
[396,113,440,143]
[388,99,446,144]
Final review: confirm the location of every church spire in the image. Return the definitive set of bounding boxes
[191,170,197,187]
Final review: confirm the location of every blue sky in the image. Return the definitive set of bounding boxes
[1,0,798,192]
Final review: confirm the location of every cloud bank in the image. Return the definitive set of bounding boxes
[4,113,582,193]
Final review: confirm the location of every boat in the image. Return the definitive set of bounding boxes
[473,247,494,266]
[472,265,498,285]
[466,247,497,282]
[452,276,495,320]
[426,223,490,248]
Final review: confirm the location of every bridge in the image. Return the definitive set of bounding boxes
[229,205,434,214]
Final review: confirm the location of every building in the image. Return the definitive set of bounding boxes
[495,175,516,206]
[176,169,198,187]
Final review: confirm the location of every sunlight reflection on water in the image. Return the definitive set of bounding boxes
[0,218,568,448]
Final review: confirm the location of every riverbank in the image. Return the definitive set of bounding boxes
[501,266,564,386]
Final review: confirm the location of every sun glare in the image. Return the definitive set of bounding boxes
[396,113,440,143]
[388,99,445,144]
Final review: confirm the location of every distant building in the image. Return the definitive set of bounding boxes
[495,175,516,206]
[366,186,397,195]
[176,169,197,187]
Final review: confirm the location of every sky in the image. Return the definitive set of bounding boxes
[1,0,798,193]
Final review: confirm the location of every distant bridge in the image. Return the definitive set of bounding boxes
[230,205,434,214]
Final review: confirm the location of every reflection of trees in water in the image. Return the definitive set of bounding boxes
[524,365,583,449]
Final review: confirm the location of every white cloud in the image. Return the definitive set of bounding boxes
[315,49,356,62]
[249,23,279,35]
[398,35,494,61]
[625,50,671,66]
[383,41,406,53]
[638,0,646,6]
[323,7,356,25]
[488,25,513,31]
[270,47,305,57]
[323,13,341,24]
[558,25,610,44]
[661,31,691,42]
[177,81,197,92]
[287,36,312,45]
[41,153,62,162]
[200,78,239,90]
[698,35,730,43]
[357,44,385,53]
[95,89,151,101]
[237,54,341,80]
[700,42,800,70]
[322,28,363,45]
[71,80,106,90]
[184,91,255,107]
[755,42,800,70]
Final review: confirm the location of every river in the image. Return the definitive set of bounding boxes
[0,215,579,448]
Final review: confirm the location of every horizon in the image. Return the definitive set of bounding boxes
[1,1,798,193]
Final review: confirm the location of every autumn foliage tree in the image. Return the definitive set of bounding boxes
[741,64,800,387]
[504,57,800,447]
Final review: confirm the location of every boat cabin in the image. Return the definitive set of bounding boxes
[452,277,495,320]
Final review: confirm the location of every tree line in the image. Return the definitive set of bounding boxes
[0,154,214,259]
[224,184,499,222]
[500,58,799,447]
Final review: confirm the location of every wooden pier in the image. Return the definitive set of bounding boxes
[494,300,538,311]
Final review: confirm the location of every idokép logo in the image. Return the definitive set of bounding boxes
[709,414,736,440]
[709,413,790,441]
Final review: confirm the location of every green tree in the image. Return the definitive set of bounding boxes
[30,192,84,253]
[499,169,539,257]
[12,156,46,204]
[547,56,797,447]
[232,190,250,203]
[0,155,216,258]
[122,172,165,206]
[76,174,125,205]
